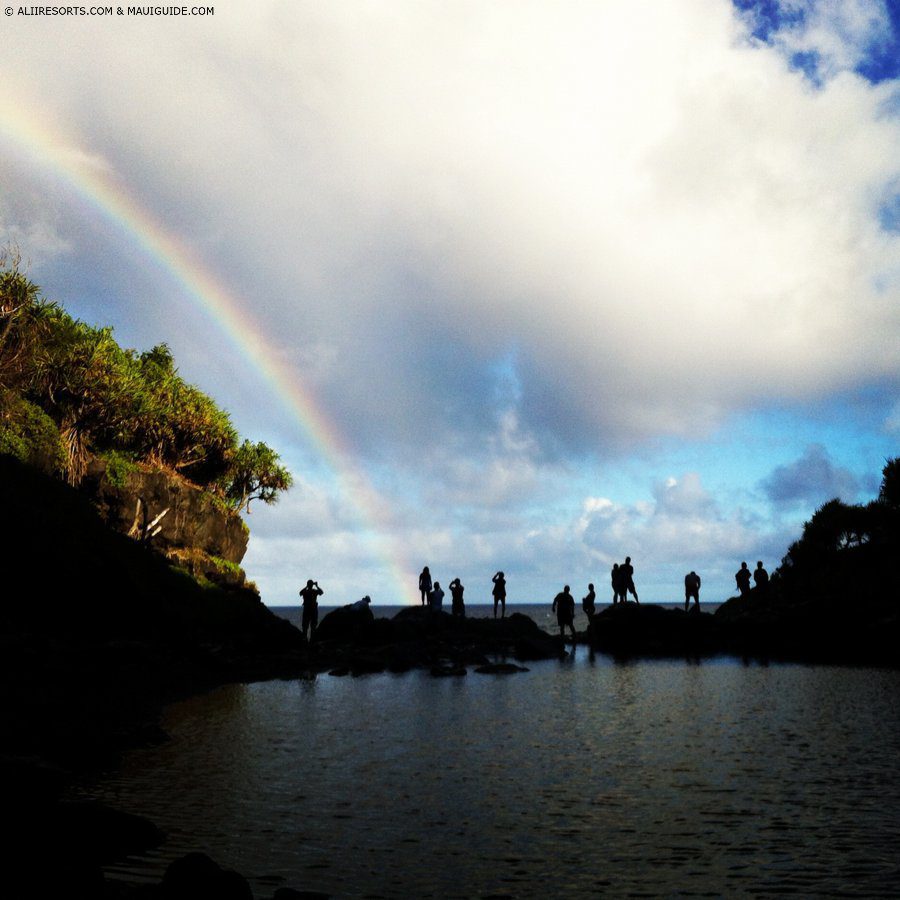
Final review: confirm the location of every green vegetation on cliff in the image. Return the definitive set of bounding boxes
[773,457,900,607]
[0,256,291,509]
[713,458,900,663]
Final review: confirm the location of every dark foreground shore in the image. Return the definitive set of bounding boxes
[3,453,898,897]
[0,455,305,897]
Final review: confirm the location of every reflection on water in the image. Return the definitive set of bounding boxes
[79,657,900,897]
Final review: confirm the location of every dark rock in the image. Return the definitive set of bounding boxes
[348,653,387,676]
[57,801,165,864]
[514,635,564,661]
[162,852,252,900]
[315,605,376,644]
[430,664,467,677]
[30,860,107,897]
[714,588,900,663]
[500,612,547,637]
[383,642,429,672]
[0,757,69,809]
[474,663,529,674]
[588,604,721,658]
[309,605,561,673]
[162,851,222,889]
[218,869,255,900]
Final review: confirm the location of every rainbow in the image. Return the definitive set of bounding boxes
[0,96,419,605]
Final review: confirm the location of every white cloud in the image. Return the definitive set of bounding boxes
[243,471,359,539]
[581,472,769,566]
[3,0,899,456]
[419,409,552,509]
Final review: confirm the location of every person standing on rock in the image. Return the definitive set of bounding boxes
[492,571,507,618]
[582,583,596,619]
[754,561,769,591]
[449,578,465,618]
[684,571,701,612]
[611,563,623,604]
[418,566,432,606]
[299,579,324,642]
[621,557,639,603]
[553,585,576,643]
[735,562,752,597]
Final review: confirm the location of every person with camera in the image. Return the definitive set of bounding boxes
[299,578,324,641]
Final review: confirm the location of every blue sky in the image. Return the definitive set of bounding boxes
[2,0,898,606]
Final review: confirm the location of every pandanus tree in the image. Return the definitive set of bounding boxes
[0,261,46,391]
[223,439,293,513]
[1,260,293,510]
[26,312,142,483]
[132,343,237,484]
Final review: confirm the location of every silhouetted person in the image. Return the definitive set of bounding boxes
[684,571,701,612]
[621,556,639,603]
[492,571,507,618]
[299,579,324,641]
[430,581,444,613]
[552,584,577,642]
[419,566,432,606]
[735,561,751,597]
[754,561,769,591]
[449,578,465,618]
[611,563,624,604]
[350,595,372,612]
[582,583,596,619]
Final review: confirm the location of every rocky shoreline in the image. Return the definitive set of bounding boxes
[587,599,900,666]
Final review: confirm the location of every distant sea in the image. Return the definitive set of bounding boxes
[72,603,900,898]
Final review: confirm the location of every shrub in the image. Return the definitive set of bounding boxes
[100,450,138,488]
[0,389,65,472]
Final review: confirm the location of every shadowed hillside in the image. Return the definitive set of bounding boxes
[0,454,304,763]
[0,454,307,896]
[713,458,900,663]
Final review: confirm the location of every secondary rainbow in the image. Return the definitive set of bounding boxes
[0,97,419,605]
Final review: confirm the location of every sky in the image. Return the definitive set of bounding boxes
[1,0,898,606]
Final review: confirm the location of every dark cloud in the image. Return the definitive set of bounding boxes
[760,444,860,507]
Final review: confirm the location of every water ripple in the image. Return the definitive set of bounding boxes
[73,658,900,897]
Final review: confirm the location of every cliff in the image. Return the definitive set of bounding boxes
[81,456,250,588]
[0,453,304,754]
